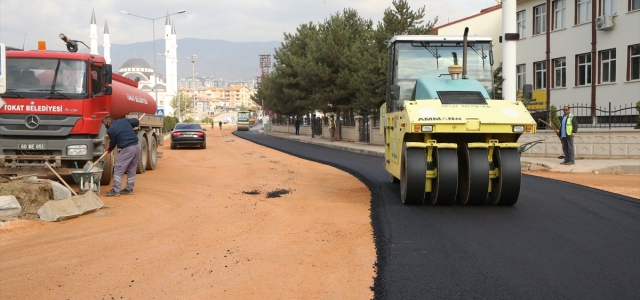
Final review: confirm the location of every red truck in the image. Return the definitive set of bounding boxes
[0,42,163,184]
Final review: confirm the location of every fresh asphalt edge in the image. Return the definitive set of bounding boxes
[232,131,390,299]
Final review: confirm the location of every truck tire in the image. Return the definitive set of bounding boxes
[146,135,157,170]
[100,152,114,185]
[136,134,148,174]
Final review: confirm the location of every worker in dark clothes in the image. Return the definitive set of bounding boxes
[102,115,141,197]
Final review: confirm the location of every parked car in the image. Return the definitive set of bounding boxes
[170,123,207,149]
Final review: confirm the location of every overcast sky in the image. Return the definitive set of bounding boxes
[1,0,498,51]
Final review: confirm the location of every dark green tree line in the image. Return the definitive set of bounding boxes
[252,0,438,116]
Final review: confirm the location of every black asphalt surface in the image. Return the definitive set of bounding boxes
[233,130,640,300]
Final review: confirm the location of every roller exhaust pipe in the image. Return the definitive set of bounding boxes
[462,27,468,80]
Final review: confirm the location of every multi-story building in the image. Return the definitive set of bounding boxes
[516,0,639,112]
[197,85,257,110]
[436,0,640,115]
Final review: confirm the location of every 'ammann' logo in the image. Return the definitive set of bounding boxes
[418,117,462,121]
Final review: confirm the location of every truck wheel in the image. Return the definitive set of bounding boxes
[146,135,157,170]
[456,146,489,205]
[400,143,426,205]
[489,148,521,206]
[136,135,148,174]
[100,152,114,185]
[429,148,458,205]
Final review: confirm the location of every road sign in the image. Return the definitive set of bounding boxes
[0,43,6,94]
[156,109,164,116]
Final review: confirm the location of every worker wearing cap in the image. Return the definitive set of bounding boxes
[102,115,141,196]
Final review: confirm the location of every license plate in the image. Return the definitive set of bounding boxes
[19,144,46,150]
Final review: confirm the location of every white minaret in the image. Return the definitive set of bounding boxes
[89,9,99,55]
[164,12,173,95]
[103,21,111,64]
[163,11,175,116]
[171,21,178,94]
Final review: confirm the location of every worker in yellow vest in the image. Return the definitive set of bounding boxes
[329,115,337,142]
[560,106,578,165]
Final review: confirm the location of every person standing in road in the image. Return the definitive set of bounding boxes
[560,106,578,165]
[294,117,301,135]
[219,121,223,130]
[329,115,337,142]
[102,115,141,197]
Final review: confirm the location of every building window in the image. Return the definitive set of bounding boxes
[602,0,617,15]
[534,61,547,89]
[577,0,591,24]
[630,44,640,80]
[553,58,566,87]
[600,49,616,83]
[576,53,592,86]
[554,0,566,29]
[534,4,547,35]
[517,10,526,39]
[633,0,640,11]
[517,64,526,91]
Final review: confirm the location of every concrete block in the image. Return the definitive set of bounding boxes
[37,192,104,222]
[73,192,104,213]
[0,195,22,221]
[50,181,72,200]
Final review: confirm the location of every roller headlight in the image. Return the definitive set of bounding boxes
[513,126,525,133]
[67,145,88,156]
[421,125,433,132]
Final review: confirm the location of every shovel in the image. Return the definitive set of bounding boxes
[83,151,109,173]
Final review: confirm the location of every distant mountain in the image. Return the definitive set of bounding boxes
[105,38,281,81]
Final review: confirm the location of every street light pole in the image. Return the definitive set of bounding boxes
[121,9,185,110]
[188,55,197,118]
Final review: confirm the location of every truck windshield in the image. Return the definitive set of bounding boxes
[395,41,493,100]
[1,58,87,98]
[237,112,250,121]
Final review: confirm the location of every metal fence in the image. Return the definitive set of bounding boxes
[531,102,638,130]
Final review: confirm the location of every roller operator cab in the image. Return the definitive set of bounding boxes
[381,29,536,206]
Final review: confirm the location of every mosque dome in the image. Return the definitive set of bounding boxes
[118,58,154,77]
[120,58,152,70]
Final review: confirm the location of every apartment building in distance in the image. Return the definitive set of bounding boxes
[435,0,640,114]
[198,85,257,109]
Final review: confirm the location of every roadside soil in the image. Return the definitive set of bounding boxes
[0,124,375,299]
[523,171,640,199]
[0,124,637,299]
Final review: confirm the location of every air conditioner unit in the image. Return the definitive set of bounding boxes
[596,15,614,30]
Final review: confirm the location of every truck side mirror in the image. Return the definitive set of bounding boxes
[522,84,533,100]
[103,64,112,84]
[390,85,400,101]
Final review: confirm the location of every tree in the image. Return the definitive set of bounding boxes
[170,91,193,121]
[493,62,504,100]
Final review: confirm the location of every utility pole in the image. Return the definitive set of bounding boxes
[188,55,197,118]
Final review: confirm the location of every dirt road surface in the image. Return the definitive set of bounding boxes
[0,124,375,299]
[1,124,637,299]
